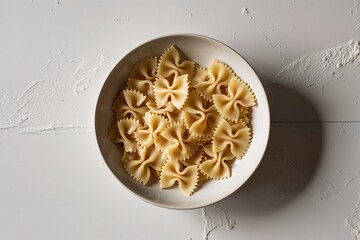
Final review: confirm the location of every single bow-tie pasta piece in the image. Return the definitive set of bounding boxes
[159,122,199,161]
[199,147,235,179]
[182,91,221,140]
[160,160,198,196]
[127,57,158,100]
[128,56,158,81]
[192,60,234,101]
[213,119,251,160]
[113,89,149,122]
[122,145,168,185]
[213,76,256,122]
[134,112,169,148]
[153,74,189,110]
[115,118,141,152]
[157,45,195,79]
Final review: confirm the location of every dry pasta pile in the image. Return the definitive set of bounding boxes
[108,45,256,196]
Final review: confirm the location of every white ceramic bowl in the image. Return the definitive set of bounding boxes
[94,34,270,209]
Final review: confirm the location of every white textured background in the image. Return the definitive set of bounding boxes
[1,0,360,239]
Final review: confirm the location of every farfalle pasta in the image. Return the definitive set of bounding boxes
[182,91,221,140]
[128,57,157,82]
[146,99,175,115]
[192,60,234,101]
[134,112,169,148]
[160,160,198,196]
[199,148,235,179]
[122,145,167,185]
[157,45,195,78]
[113,89,148,122]
[153,74,189,110]
[159,122,199,161]
[181,146,203,167]
[127,57,157,100]
[213,119,251,160]
[213,76,256,122]
[108,45,257,196]
[110,118,140,153]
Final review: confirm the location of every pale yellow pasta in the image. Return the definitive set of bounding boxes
[146,98,184,123]
[213,76,256,122]
[213,119,251,160]
[182,91,221,140]
[199,148,235,179]
[116,118,141,152]
[197,143,216,181]
[157,45,195,79]
[181,146,203,167]
[193,60,234,101]
[202,142,214,158]
[127,57,157,100]
[160,160,198,196]
[240,107,250,125]
[153,75,189,110]
[109,45,256,196]
[122,145,167,185]
[128,79,155,101]
[159,122,199,161]
[134,112,169,148]
[191,67,208,89]
[113,89,148,122]
[128,56,158,81]
[146,100,175,115]
[164,107,183,122]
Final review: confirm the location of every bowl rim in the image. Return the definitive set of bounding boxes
[93,33,270,210]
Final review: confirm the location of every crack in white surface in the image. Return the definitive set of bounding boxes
[213,205,235,231]
[260,28,293,50]
[319,179,344,201]
[201,205,235,240]
[201,208,217,240]
[17,80,48,101]
[261,31,281,49]
[345,169,360,187]
[42,60,52,70]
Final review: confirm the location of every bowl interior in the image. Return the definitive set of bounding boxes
[95,34,270,209]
